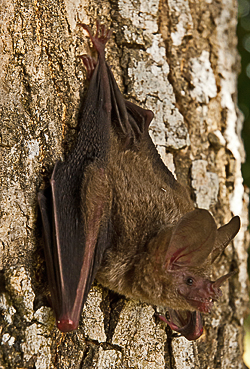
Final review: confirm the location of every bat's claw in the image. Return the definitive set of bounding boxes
[95,20,112,42]
[77,54,97,80]
[78,20,112,56]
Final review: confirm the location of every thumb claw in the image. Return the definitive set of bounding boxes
[77,23,93,37]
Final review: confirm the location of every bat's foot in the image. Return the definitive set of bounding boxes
[78,54,97,80]
[78,20,112,57]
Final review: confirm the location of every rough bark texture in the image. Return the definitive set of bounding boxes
[0,0,248,368]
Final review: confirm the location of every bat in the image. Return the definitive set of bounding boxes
[38,21,240,340]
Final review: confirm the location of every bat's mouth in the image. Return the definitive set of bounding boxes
[185,296,215,313]
[159,308,203,341]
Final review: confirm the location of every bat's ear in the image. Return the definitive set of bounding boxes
[166,209,217,270]
[211,216,240,263]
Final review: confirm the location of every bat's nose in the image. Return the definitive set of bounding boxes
[57,318,78,332]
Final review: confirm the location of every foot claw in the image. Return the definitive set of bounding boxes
[78,20,112,56]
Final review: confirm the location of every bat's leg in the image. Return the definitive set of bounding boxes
[77,20,112,60]
[78,20,112,115]
[78,54,97,80]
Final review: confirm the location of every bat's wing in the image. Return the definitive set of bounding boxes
[38,56,112,332]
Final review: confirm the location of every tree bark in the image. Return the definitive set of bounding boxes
[0,0,248,368]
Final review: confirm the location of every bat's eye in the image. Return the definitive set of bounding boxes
[186,277,193,286]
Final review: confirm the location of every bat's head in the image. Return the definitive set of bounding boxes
[151,209,240,340]
[159,267,236,340]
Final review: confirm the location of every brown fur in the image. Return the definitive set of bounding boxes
[96,133,194,309]
[93,132,240,315]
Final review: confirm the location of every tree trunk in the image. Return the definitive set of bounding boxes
[0,0,248,368]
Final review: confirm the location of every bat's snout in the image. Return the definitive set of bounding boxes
[57,318,78,332]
